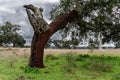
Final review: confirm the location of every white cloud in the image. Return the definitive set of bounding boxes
[18,21,28,26]
[0,7,16,14]
[27,0,60,3]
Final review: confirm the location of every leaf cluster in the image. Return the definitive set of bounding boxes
[50,0,120,47]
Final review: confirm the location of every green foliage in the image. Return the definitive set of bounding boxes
[75,54,90,61]
[51,0,120,48]
[77,55,114,72]
[0,22,26,47]
[12,35,26,47]
[115,40,120,48]
[21,66,40,74]
[52,39,80,49]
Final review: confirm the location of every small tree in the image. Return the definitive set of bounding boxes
[0,22,26,47]
[12,34,26,47]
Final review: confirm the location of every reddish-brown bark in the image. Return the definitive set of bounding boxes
[29,10,78,68]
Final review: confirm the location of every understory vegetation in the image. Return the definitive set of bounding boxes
[0,52,120,80]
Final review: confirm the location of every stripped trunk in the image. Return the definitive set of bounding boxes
[98,32,102,50]
[27,10,78,68]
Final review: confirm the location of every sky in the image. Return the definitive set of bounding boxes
[0,0,60,45]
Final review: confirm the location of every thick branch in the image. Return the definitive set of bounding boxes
[34,10,79,58]
[49,10,78,32]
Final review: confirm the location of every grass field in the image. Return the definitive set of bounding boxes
[0,48,120,80]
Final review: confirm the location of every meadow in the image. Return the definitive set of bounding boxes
[0,48,120,80]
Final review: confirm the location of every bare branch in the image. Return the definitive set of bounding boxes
[24,4,49,35]
[25,9,42,34]
[23,4,36,12]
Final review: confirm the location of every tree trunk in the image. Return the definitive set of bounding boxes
[98,32,102,50]
[29,10,78,68]
[13,43,16,47]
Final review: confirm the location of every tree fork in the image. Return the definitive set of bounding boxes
[26,9,78,68]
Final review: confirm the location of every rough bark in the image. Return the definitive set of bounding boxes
[26,8,78,68]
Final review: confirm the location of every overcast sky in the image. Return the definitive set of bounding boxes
[0,0,60,45]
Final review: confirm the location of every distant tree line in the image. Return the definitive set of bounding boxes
[45,39,120,49]
[0,22,26,47]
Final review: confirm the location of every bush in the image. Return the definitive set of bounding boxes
[75,54,89,61]
[21,66,40,73]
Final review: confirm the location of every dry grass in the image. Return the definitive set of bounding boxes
[0,47,120,57]
[0,47,30,57]
[45,49,120,56]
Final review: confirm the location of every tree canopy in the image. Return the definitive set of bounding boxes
[0,22,26,47]
[51,0,120,48]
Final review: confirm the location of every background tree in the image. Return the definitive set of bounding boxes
[115,40,120,48]
[51,0,120,49]
[45,39,52,48]
[12,34,26,47]
[53,39,79,49]
[0,22,26,47]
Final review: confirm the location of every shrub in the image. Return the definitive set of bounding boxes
[75,54,89,61]
[21,66,40,73]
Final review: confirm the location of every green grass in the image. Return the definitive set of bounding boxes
[0,53,120,80]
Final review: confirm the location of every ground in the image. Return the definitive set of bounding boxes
[0,47,120,80]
